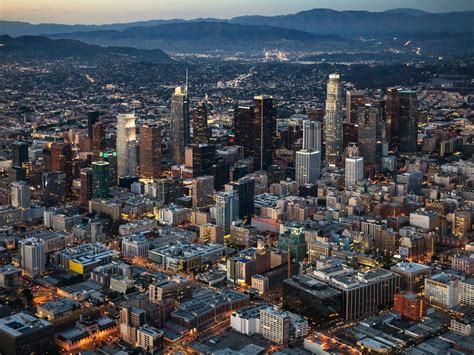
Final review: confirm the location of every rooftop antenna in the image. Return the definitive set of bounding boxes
[185,68,189,97]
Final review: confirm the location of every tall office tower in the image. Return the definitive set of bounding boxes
[80,168,92,205]
[260,307,290,344]
[19,237,45,278]
[87,111,100,140]
[225,177,254,222]
[324,73,343,166]
[170,86,190,164]
[12,141,29,181]
[92,161,109,199]
[345,155,364,189]
[253,95,276,171]
[11,181,30,209]
[215,191,240,234]
[139,124,162,180]
[386,88,400,151]
[234,105,253,157]
[185,144,216,177]
[210,161,230,190]
[346,90,365,124]
[193,100,209,144]
[357,101,385,169]
[100,150,118,186]
[192,176,214,208]
[92,121,106,160]
[51,142,73,188]
[302,120,321,151]
[399,90,419,153]
[116,113,137,178]
[295,150,321,185]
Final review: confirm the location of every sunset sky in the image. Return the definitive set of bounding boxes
[2,0,473,24]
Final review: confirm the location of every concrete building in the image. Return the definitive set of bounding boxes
[11,181,30,209]
[390,261,430,293]
[148,277,193,304]
[260,307,291,344]
[424,272,460,308]
[19,237,45,278]
[230,303,268,335]
[295,149,320,185]
[215,191,239,235]
[345,156,364,189]
[136,324,163,352]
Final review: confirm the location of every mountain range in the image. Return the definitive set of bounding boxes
[0,35,172,62]
[1,8,472,38]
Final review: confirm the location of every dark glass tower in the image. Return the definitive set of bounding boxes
[12,141,28,181]
[92,161,109,198]
[398,90,419,153]
[51,142,73,189]
[225,177,254,222]
[357,101,385,170]
[87,111,100,140]
[185,143,216,177]
[92,121,106,160]
[386,88,400,151]
[193,100,209,144]
[252,95,276,171]
[234,105,253,158]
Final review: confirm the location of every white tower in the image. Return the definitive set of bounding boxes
[295,150,321,185]
[116,113,137,178]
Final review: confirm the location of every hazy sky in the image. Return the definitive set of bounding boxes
[2,0,473,24]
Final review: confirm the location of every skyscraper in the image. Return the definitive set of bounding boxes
[100,150,118,186]
[192,176,214,208]
[324,74,343,166]
[193,100,209,144]
[116,113,137,178]
[346,90,365,124]
[11,181,30,209]
[79,168,92,206]
[19,238,45,279]
[215,191,240,234]
[92,161,109,199]
[357,101,385,170]
[51,142,73,189]
[386,88,400,151]
[170,86,190,164]
[225,177,254,222]
[87,111,100,140]
[399,90,419,153]
[253,95,276,171]
[345,144,364,189]
[92,121,106,160]
[184,144,216,177]
[302,120,321,152]
[234,105,253,158]
[139,124,162,180]
[12,141,28,181]
[295,150,321,185]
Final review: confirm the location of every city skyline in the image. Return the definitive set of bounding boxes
[2,0,473,25]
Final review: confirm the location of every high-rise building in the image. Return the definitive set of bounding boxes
[393,291,426,322]
[170,86,190,164]
[185,144,216,177]
[193,100,209,144]
[225,177,254,222]
[253,95,276,171]
[215,191,239,234]
[116,113,137,178]
[19,237,45,278]
[80,168,92,206]
[11,181,30,209]
[345,145,364,189]
[386,88,400,151]
[425,273,460,309]
[87,111,100,140]
[234,106,253,157]
[346,90,365,124]
[92,161,109,199]
[92,121,106,160]
[302,120,321,151]
[357,101,385,169]
[119,305,146,345]
[50,142,73,189]
[278,224,307,261]
[295,150,320,186]
[11,141,28,181]
[210,161,230,190]
[100,150,118,186]
[260,307,290,344]
[192,176,214,208]
[324,74,343,165]
[139,124,161,180]
[398,90,419,153]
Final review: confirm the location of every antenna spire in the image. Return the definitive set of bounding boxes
[185,68,188,97]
